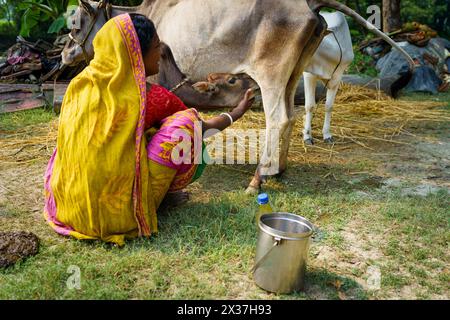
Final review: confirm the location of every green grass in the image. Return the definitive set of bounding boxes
[398,91,450,109]
[1,172,447,299]
[376,190,449,295]
[0,93,448,299]
[0,107,56,131]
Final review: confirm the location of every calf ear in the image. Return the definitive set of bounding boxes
[207,74,216,83]
[192,82,210,93]
[192,82,216,93]
[207,73,225,83]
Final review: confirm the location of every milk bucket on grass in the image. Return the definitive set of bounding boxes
[252,212,314,293]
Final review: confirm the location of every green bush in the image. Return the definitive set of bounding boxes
[0,19,17,50]
[0,19,16,33]
[17,0,79,37]
[347,46,378,77]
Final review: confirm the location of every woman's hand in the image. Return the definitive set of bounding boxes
[201,89,256,137]
[230,89,255,119]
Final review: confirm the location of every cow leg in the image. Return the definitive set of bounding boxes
[246,7,326,194]
[323,82,339,144]
[302,72,318,145]
[279,95,296,176]
[268,16,327,177]
[246,86,289,194]
[247,79,301,193]
[281,63,311,175]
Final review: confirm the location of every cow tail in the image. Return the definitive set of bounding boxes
[307,0,415,71]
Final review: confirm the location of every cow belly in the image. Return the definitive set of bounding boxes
[159,42,245,81]
[153,0,259,81]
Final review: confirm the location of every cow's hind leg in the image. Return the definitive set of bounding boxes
[246,6,326,193]
[273,12,328,177]
[246,85,289,194]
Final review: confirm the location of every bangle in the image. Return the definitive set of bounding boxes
[220,112,234,125]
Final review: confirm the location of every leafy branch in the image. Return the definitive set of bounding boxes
[17,0,78,37]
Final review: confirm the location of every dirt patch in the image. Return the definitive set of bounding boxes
[331,129,450,198]
[378,140,450,187]
[400,183,447,197]
[312,223,385,292]
[228,273,272,299]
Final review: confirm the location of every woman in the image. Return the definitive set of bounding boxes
[44,13,253,246]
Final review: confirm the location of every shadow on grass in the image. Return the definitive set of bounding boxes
[126,196,258,256]
[65,161,384,255]
[200,162,382,197]
[276,267,368,300]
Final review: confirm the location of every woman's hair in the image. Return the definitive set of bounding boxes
[130,14,157,56]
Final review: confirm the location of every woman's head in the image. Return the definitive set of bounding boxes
[130,14,160,76]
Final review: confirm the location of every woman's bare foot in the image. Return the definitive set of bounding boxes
[159,191,190,211]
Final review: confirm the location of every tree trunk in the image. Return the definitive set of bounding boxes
[383,0,402,33]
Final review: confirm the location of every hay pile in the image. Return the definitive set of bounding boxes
[0,84,448,166]
[206,83,449,165]
[0,121,57,165]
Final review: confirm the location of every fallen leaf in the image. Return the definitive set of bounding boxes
[333,279,342,290]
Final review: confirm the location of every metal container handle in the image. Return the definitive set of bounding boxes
[251,236,282,274]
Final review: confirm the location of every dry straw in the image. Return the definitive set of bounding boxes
[206,83,448,165]
[0,121,58,165]
[0,84,448,166]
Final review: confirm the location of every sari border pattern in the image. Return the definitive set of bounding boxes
[114,14,150,236]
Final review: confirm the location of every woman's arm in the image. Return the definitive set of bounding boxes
[202,89,255,136]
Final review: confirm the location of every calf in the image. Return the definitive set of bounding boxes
[157,43,258,110]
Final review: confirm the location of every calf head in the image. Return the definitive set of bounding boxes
[193,73,259,107]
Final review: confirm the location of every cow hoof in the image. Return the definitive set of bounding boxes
[304,138,314,146]
[245,185,259,195]
[324,137,334,144]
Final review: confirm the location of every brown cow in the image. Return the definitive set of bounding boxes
[63,0,414,193]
